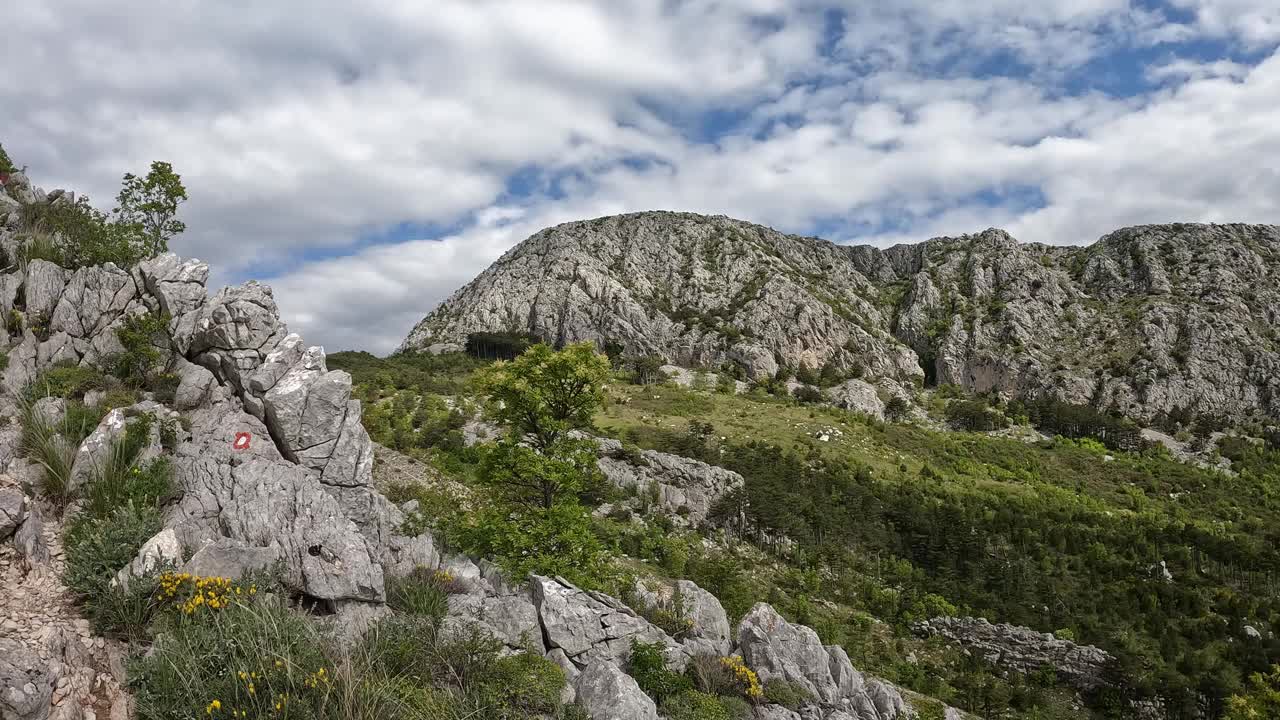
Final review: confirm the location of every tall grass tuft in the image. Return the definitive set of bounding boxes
[18,397,79,509]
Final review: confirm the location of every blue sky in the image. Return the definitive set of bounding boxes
[2,0,1278,352]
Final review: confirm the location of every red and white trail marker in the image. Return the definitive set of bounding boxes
[233,432,251,451]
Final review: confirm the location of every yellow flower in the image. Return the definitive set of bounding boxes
[206,699,222,714]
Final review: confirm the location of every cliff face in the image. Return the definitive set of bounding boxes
[403,212,1280,422]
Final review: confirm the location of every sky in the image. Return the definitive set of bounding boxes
[2,1,1278,354]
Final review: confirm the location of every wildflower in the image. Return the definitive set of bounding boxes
[206,699,221,715]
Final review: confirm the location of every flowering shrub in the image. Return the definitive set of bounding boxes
[156,572,257,616]
[720,656,763,701]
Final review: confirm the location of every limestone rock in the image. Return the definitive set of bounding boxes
[14,503,48,571]
[182,537,281,580]
[738,602,843,704]
[0,637,54,720]
[48,264,136,340]
[595,438,743,527]
[532,575,688,671]
[190,281,286,389]
[0,488,25,539]
[135,253,209,318]
[573,661,658,720]
[825,379,885,419]
[913,616,1115,691]
[23,260,67,323]
[172,356,218,410]
[403,215,1280,422]
[112,528,182,591]
[168,455,384,604]
[30,397,65,428]
[67,409,128,494]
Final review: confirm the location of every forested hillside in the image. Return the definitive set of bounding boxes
[330,346,1280,720]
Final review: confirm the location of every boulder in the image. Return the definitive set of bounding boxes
[246,333,304,395]
[135,253,209,318]
[0,488,25,539]
[261,347,351,470]
[631,578,732,658]
[0,637,54,720]
[445,591,545,655]
[424,342,462,355]
[190,281,286,386]
[67,408,128,494]
[825,379,885,419]
[168,456,384,604]
[182,537,281,580]
[317,400,373,488]
[532,575,688,671]
[14,503,48,571]
[30,397,65,428]
[48,264,136,339]
[912,616,1115,691]
[23,260,66,322]
[573,661,658,720]
[738,602,842,704]
[113,528,183,591]
[172,356,218,410]
[596,440,744,527]
[179,402,282,466]
[34,331,81,369]
[1,331,38,396]
[728,342,779,380]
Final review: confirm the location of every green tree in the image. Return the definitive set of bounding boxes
[630,354,667,385]
[113,161,188,257]
[0,143,16,174]
[1226,666,1280,719]
[480,437,604,511]
[476,342,610,452]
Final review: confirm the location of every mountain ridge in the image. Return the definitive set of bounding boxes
[403,211,1280,423]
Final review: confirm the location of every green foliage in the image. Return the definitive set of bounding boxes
[453,501,616,591]
[629,639,692,703]
[885,396,911,421]
[386,566,452,623]
[1226,665,1280,719]
[464,331,540,361]
[479,436,605,510]
[631,354,668,385]
[792,384,825,404]
[0,143,15,173]
[944,399,1010,431]
[112,161,188,257]
[763,679,813,710]
[662,690,742,720]
[476,341,611,451]
[19,399,80,507]
[113,311,171,387]
[329,349,488,397]
[82,414,173,520]
[64,504,165,635]
[26,364,109,400]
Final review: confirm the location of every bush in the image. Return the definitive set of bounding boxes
[82,414,172,520]
[386,567,452,623]
[662,690,738,720]
[792,385,824,404]
[944,399,1009,432]
[26,364,108,400]
[763,678,813,710]
[113,311,171,387]
[631,355,668,385]
[628,639,692,703]
[19,399,79,507]
[64,504,165,634]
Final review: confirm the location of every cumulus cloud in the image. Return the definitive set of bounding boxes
[2,1,1278,353]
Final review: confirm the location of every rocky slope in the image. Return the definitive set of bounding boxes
[403,212,1280,422]
[0,173,960,720]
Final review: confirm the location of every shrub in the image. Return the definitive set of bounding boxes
[113,311,171,387]
[662,690,737,720]
[718,655,763,701]
[631,355,668,385]
[26,364,108,400]
[792,385,824,404]
[763,678,812,710]
[628,639,692,703]
[19,399,79,507]
[885,396,911,421]
[150,372,179,404]
[483,652,565,717]
[82,414,172,520]
[64,504,165,634]
[386,567,451,623]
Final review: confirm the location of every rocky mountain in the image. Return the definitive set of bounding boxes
[403,212,1280,422]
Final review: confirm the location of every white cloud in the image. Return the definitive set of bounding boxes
[2,1,1278,353]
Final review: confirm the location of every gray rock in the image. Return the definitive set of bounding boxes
[246,333,304,395]
[424,342,462,355]
[0,273,23,318]
[595,439,744,528]
[30,396,65,429]
[168,456,384,603]
[532,575,688,671]
[182,537,281,579]
[0,192,19,218]
[261,347,351,471]
[318,400,374,488]
[825,379,885,419]
[738,602,842,704]
[135,253,209,318]
[34,331,81,369]
[48,264,136,339]
[754,706,802,720]
[0,488,25,539]
[445,590,545,654]
[112,528,183,591]
[14,503,48,571]
[913,616,1115,691]
[5,172,37,204]
[23,260,66,323]
[631,578,732,657]
[402,215,1280,423]
[0,637,54,720]
[573,661,657,720]
[173,356,218,410]
[190,281,286,388]
[68,408,128,494]
[1,331,38,396]
[1244,625,1262,640]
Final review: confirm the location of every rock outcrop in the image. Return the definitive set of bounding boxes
[403,212,1280,423]
[913,616,1116,692]
[594,437,744,527]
